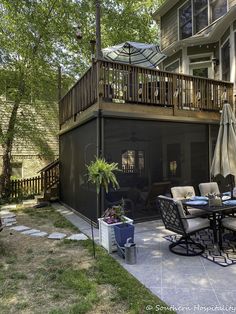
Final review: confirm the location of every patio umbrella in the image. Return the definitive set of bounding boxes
[210,103,236,196]
[102,41,165,68]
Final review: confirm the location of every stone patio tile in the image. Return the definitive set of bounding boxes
[66,234,88,241]
[10,225,30,232]
[207,270,236,291]
[120,263,162,288]
[48,232,67,240]
[215,290,236,307]
[160,288,224,314]
[161,266,211,289]
[21,229,41,235]
[30,232,48,237]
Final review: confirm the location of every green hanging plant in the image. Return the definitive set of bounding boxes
[86,157,120,194]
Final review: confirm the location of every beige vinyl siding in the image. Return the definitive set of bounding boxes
[187,43,217,55]
[233,20,236,30]
[161,0,187,50]
[229,0,236,9]
[221,27,230,44]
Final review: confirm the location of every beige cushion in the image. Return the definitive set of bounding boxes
[199,182,220,196]
[171,186,205,216]
[222,217,236,231]
[186,217,210,233]
[171,186,196,200]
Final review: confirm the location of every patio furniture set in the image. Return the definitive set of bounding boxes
[157,182,236,257]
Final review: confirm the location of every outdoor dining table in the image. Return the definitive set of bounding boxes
[182,199,236,250]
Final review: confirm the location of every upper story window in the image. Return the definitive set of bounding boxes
[211,0,227,22]
[179,0,227,39]
[179,1,192,40]
[193,0,208,33]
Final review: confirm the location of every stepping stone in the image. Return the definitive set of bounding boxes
[30,232,48,237]
[48,232,67,240]
[5,222,17,227]
[0,213,16,219]
[3,218,17,224]
[21,229,41,235]
[0,204,17,210]
[10,225,31,232]
[67,234,88,241]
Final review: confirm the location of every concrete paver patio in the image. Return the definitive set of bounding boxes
[52,203,236,314]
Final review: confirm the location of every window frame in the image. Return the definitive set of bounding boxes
[188,53,214,78]
[164,59,181,73]
[178,0,228,39]
[220,37,230,81]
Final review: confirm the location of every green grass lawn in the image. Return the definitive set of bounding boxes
[0,204,174,314]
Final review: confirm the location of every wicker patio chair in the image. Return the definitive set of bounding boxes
[157,195,210,256]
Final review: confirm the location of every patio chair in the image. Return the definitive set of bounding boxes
[156,195,210,256]
[199,182,220,196]
[171,186,206,216]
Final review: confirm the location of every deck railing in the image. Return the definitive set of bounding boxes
[59,60,234,126]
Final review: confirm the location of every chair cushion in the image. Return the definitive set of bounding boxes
[222,217,236,231]
[199,182,220,196]
[187,207,207,216]
[186,218,210,233]
[171,186,195,200]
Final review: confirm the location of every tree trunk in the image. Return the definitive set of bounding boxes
[0,76,24,198]
[0,145,12,198]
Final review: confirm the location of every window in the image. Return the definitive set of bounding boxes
[179,1,192,39]
[122,150,144,175]
[221,39,230,81]
[193,0,208,33]
[189,55,213,78]
[165,60,180,73]
[210,0,227,22]
[179,0,228,39]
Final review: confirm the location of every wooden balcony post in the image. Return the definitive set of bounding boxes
[172,74,178,115]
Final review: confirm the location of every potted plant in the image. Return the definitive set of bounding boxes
[86,157,133,253]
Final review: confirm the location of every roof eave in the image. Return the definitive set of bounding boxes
[153,0,179,21]
[161,6,236,56]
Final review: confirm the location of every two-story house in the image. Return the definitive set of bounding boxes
[58,1,235,223]
[153,0,236,93]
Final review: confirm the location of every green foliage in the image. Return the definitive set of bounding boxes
[86,157,120,194]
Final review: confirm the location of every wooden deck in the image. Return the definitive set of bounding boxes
[59,60,234,128]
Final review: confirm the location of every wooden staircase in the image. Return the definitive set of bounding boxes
[37,159,59,202]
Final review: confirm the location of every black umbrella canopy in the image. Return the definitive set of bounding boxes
[102,41,166,68]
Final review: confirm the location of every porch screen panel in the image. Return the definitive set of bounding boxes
[59,119,97,222]
[104,118,210,221]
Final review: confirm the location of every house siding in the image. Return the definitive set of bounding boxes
[187,44,217,55]
[221,27,230,44]
[233,20,236,30]
[161,0,187,50]
[229,0,236,9]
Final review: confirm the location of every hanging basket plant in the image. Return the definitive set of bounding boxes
[86,157,120,194]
